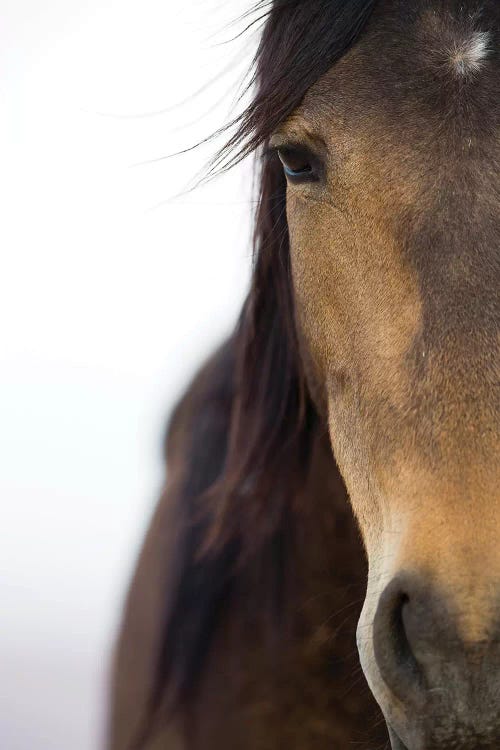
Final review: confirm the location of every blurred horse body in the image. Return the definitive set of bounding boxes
[110,339,383,749]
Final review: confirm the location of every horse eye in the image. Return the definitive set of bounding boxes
[276,146,318,183]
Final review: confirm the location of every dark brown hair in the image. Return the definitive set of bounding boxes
[138,0,378,740]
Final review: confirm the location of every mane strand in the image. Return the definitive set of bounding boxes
[129,1,378,745]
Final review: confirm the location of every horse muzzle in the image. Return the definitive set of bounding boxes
[370,572,500,750]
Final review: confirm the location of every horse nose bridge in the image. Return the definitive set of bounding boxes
[390,519,500,643]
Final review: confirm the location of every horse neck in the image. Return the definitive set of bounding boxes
[185,430,375,749]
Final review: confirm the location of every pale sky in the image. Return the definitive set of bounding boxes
[1,1,254,747]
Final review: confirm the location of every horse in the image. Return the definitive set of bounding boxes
[108,1,500,748]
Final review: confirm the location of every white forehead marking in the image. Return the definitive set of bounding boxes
[450,30,491,75]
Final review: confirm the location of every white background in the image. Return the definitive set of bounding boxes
[1,2,255,747]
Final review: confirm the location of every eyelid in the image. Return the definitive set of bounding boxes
[269,128,326,152]
[270,133,326,173]
[268,133,290,151]
[264,141,322,171]
[267,138,315,156]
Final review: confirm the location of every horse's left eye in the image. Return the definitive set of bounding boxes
[277,146,318,183]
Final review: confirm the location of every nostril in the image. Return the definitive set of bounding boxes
[392,594,414,671]
[373,580,425,707]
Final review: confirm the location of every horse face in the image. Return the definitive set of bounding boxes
[273,1,500,747]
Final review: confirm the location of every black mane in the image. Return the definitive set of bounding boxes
[134,1,378,744]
